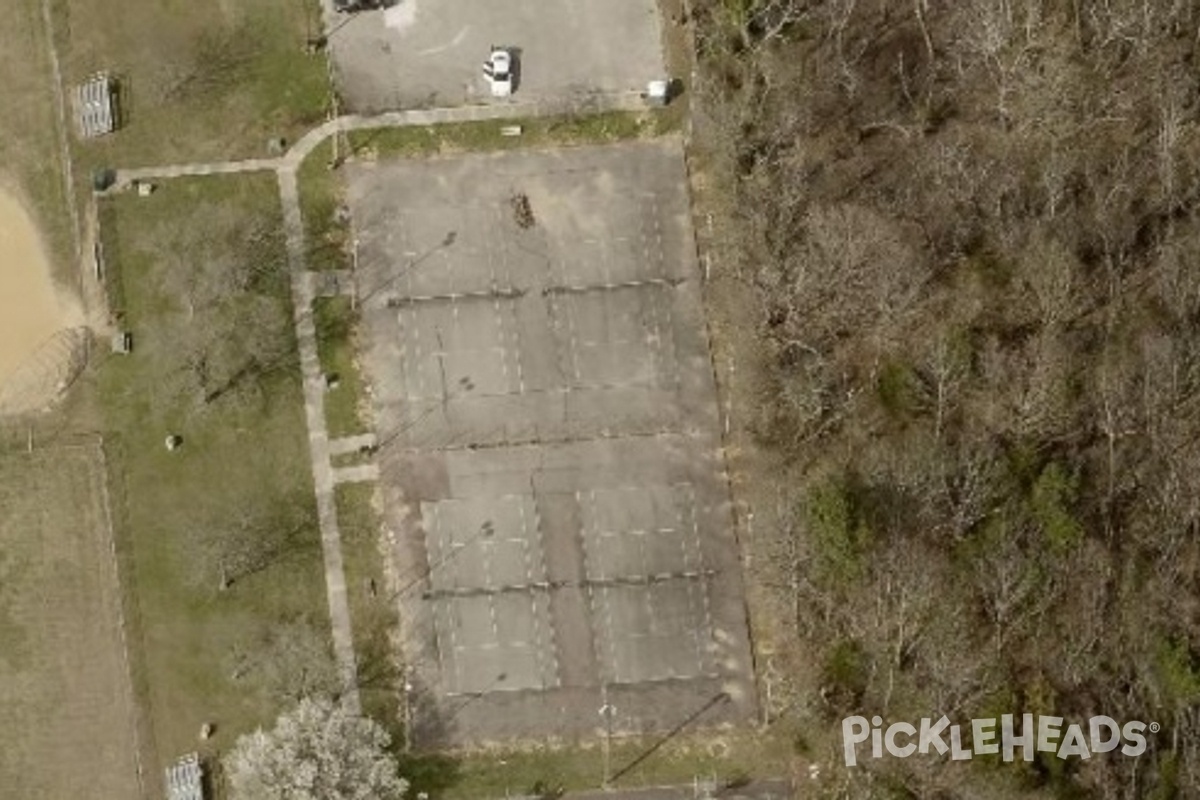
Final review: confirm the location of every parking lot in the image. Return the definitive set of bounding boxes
[322,0,666,111]
[348,140,756,745]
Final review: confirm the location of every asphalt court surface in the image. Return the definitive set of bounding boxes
[322,0,665,112]
[349,140,756,744]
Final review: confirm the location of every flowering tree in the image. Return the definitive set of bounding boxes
[225,697,407,800]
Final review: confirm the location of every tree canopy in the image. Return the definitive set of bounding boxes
[693,0,1200,795]
[225,697,407,800]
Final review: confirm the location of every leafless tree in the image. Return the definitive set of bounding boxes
[187,493,316,592]
[694,0,1200,793]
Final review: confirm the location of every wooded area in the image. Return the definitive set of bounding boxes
[692,1,1200,796]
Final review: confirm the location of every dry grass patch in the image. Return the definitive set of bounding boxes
[0,443,143,799]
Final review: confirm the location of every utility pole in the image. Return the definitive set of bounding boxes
[327,51,342,167]
[350,237,359,312]
[402,667,414,752]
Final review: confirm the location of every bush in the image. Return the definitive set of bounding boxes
[806,479,872,584]
[1029,462,1084,552]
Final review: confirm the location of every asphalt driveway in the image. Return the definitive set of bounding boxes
[323,0,665,111]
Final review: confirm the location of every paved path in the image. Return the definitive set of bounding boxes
[332,463,380,484]
[114,91,648,186]
[279,165,362,714]
[116,158,280,186]
[329,433,378,456]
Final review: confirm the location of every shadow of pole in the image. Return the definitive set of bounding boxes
[358,230,458,306]
[609,691,732,783]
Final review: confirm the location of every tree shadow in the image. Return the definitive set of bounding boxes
[398,751,462,799]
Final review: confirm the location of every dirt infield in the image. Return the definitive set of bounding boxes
[0,189,83,415]
[0,443,142,799]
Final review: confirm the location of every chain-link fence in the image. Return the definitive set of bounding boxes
[0,326,90,416]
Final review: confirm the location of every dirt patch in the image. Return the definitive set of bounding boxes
[0,188,85,415]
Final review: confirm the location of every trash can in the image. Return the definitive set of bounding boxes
[92,168,116,192]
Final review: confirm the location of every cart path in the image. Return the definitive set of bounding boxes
[116,157,281,184]
[332,463,380,485]
[329,433,379,456]
[112,91,647,186]
[279,165,362,715]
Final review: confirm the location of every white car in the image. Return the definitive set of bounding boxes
[483,47,513,97]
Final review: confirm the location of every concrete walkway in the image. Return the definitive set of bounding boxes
[106,86,652,721]
[117,158,279,185]
[332,463,380,484]
[329,433,378,456]
[114,91,648,186]
[279,165,362,714]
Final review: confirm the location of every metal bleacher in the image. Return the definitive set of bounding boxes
[75,73,115,138]
[164,752,204,800]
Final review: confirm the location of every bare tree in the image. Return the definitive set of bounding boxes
[187,493,316,591]
[693,0,1200,793]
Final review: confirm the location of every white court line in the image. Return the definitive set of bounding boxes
[482,528,502,669]
[559,294,584,386]
[579,489,618,683]
[651,194,666,280]
[532,493,562,685]
[682,483,716,674]
[430,504,466,693]
[399,210,429,402]
[484,209,519,396]
[649,269,682,396]
[416,25,470,56]
[493,208,527,395]
[518,494,556,687]
[507,300,526,395]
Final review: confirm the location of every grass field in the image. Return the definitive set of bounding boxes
[298,140,352,273]
[54,0,329,170]
[348,110,677,160]
[439,726,791,799]
[97,173,333,794]
[0,444,143,799]
[336,483,401,727]
[314,296,370,437]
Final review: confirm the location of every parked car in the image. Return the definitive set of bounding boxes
[482,47,514,97]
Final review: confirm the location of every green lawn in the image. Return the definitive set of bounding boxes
[96,174,334,781]
[314,296,370,437]
[56,0,329,170]
[297,140,352,272]
[349,110,678,160]
[336,484,400,727]
[442,726,790,799]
